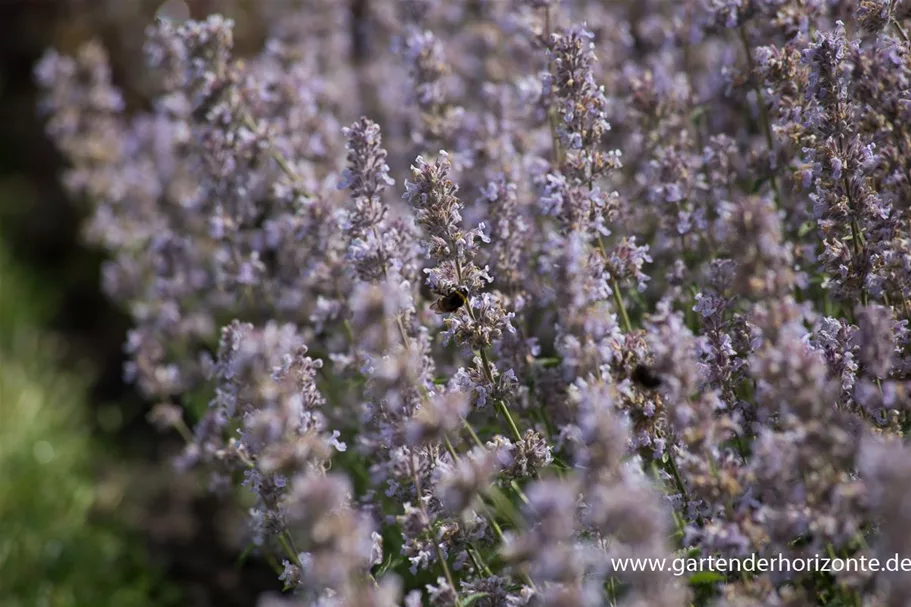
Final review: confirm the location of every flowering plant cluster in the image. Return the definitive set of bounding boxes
[35,0,911,605]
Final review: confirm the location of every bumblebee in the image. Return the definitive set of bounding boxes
[430,287,468,314]
[631,363,663,389]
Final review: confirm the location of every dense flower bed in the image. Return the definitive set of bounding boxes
[35,1,911,605]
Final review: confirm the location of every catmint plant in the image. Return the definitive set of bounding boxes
[35,1,911,605]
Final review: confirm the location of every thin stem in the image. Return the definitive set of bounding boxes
[475,501,537,590]
[444,435,460,462]
[611,278,633,333]
[411,454,459,601]
[172,415,195,444]
[496,399,524,443]
[262,550,285,578]
[463,419,485,449]
[279,533,301,567]
[590,218,633,334]
[444,432,522,586]
[467,543,494,577]
[510,480,530,505]
[241,112,311,198]
[477,339,524,443]
[892,16,911,44]
[665,447,690,511]
[481,500,505,540]
[486,485,524,527]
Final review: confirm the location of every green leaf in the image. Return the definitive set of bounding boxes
[534,357,562,368]
[376,552,404,577]
[550,456,572,471]
[237,543,255,566]
[461,592,489,607]
[689,571,727,585]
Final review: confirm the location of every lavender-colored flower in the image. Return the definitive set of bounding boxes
[434,446,497,514]
[36,4,911,606]
[854,304,902,379]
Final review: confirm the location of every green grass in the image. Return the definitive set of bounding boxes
[0,244,179,607]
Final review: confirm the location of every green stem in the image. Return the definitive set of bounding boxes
[477,347,524,442]
[510,480,530,505]
[444,436,460,462]
[463,419,485,449]
[665,447,690,511]
[466,544,492,577]
[241,112,311,198]
[173,414,195,444]
[262,550,285,578]
[481,501,505,540]
[279,533,301,567]
[496,399,524,443]
[591,223,634,334]
[411,455,459,602]
[487,485,524,527]
[611,279,633,333]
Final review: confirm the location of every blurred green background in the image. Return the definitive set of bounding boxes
[0,2,279,605]
[0,245,180,607]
